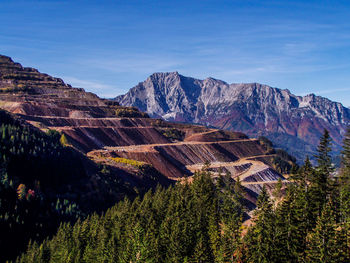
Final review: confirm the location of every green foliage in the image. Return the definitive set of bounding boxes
[306,200,341,262]
[13,129,350,263]
[1,110,350,262]
[114,107,149,118]
[274,186,308,262]
[110,157,149,169]
[0,110,85,262]
[340,127,350,223]
[308,129,335,224]
[245,186,277,262]
[273,149,298,174]
[259,136,298,174]
[244,130,350,263]
[258,136,274,153]
[59,133,70,146]
[161,128,185,141]
[16,171,245,263]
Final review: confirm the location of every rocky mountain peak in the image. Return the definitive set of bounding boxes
[116,72,350,162]
[149,71,180,82]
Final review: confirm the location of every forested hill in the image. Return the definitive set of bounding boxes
[16,127,350,263]
[0,109,164,262]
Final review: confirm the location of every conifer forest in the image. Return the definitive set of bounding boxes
[2,104,350,262]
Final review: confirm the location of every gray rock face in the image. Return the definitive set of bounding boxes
[116,72,350,162]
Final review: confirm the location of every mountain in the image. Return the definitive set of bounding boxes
[116,72,350,162]
[0,55,295,260]
[0,55,290,194]
[0,56,294,201]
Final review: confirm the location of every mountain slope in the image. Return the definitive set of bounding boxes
[0,55,290,203]
[116,72,350,162]
[0,55,295,260]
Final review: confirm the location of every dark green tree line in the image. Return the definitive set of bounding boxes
[10,125,350,263]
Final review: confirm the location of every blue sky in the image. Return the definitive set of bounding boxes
[1,0,350,106]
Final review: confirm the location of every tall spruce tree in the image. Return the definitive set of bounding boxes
[245,186,276,263]
[306,200,338,263]
[340,127,350,223]
[315,129,334,195]
[274,185,308,262]
[308,129,335,226]
[217,178,244,263]
[295,157,316,233]
[342,126,350,173]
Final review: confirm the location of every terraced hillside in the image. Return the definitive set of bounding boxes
[0,55,292,212]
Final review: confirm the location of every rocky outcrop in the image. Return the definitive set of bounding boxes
[116,72,350,162]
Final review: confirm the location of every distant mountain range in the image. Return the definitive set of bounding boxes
[116,72,350,162]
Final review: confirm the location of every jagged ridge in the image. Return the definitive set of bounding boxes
[116,72,350,162]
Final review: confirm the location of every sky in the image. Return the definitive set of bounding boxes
[0,0,350,106]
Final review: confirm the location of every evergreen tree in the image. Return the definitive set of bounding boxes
[315,129,335,197]
[306,200,338,262]
[120,223,152,263]
[341,126,350,173]
[272,177,283,204]
[333,223,350,263]
[274,185,308,262]
[340,126,350,223]
[308,130,335,227]
[216,177,244,262]
[245,186,276,263]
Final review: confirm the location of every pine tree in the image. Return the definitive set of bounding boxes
[274,185,308,262]
[245,186,276,263]
[291,156,312,186]
[272,177,283,204]
[119,223,153,263]
[308,130,335,226]
[37,240,51,263]
[191,230,214,263]
[233,176,245,214]
[215,176,244,262]
[190,170,216,262]
[293,157,318,234]
[315,129,334,196]
[306,200,338,262]
[333,223,350,263]
[342,126,350,173]
[340,127,350,223]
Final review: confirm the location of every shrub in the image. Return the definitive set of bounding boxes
[110,157,150,168]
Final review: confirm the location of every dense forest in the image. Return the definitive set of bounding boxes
[0,110,88,261]
[14,128,350,262]
[0,109,173,262]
